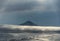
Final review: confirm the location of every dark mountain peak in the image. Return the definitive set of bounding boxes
[20,21,37,26]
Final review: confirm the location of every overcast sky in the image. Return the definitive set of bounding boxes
[0,0,59,26]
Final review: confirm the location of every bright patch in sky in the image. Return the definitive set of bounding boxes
[37,0,47,3]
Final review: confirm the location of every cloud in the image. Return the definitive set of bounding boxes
[0,0,58,12]
[0,0,59,26]
[0,25,60,33]
[0,0,5,9]
[2,0,39,12]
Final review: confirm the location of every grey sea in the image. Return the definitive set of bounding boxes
[0,33,60,41]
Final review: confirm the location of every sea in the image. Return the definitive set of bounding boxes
[0,33,60,41]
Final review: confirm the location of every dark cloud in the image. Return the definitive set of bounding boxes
[4,0,38,12]
[0,0,59,26]
[0,0,5,9]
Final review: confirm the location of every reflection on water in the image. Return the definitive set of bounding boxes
[0,33,60,41]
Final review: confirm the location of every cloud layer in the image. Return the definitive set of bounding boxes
[0,0,59,26]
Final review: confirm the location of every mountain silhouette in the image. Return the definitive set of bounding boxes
[20,21,37,26]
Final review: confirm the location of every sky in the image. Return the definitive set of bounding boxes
[0,0,60,26]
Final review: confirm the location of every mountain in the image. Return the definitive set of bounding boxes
[20,21,37,26]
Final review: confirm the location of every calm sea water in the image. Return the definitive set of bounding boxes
[0,33,60,41]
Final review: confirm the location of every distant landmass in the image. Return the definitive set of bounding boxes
[20,21,38,26]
